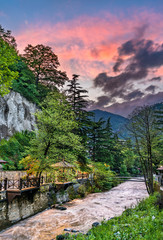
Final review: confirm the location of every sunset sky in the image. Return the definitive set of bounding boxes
[1,0,163,117]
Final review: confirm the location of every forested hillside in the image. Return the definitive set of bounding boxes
[90,109,128,132]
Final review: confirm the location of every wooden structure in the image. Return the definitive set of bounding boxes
[53,160,75,168]
[0,171,90,202]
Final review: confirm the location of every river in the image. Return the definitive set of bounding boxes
[0,180,148,240]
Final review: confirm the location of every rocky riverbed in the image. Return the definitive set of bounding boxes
[0,180,148,240]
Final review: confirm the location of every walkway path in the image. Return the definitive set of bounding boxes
[0,181,148,240]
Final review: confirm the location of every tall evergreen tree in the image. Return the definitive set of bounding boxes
[66,74,93,145]
[88,117,123,172]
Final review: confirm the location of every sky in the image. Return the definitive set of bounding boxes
[0,0,163,117]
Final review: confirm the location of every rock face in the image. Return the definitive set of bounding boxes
[0,91,37,140]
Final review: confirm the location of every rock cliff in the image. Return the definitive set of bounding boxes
[0,91,37,140]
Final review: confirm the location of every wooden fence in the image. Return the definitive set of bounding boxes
[0,172,90,191]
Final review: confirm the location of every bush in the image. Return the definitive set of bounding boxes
[92,163,116,191]
[0,130,34,170]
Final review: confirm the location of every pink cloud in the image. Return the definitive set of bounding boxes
[14,10,163,84]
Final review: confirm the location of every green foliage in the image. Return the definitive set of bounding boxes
[11,59,50,104]
[88,118,124,173]
[11,60,39,103]
[67,193,163,240]
[127,106,162,194]
[20,91,86,176]
[0,38,18,96]
[77,184,87,197]
[0,131,34,170]
[66,74,93,161]
[92,163,116,191]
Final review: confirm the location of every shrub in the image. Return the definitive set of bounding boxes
[92,163,116,191]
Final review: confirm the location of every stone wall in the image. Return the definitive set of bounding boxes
[0,180,90,231]
[0,184,49,230]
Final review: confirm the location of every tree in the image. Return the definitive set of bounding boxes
[0,131,34,170]
[154,104,163,166]
[88,117,123,172]
[11,59,39,104]
[22,44,68,89]
[66,74,93,145]
[0,25,17,48]
[88,118,106,162]
[0,38,18,96]
[127,106,160,194]
[20,92,85,176]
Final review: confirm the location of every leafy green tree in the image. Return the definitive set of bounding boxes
[11,59,50,104]
[20,92,86,177]
[127,106,161,194]
[22,44,68,89]
[154,104,163,166]
[0,38,18,96]
[0,131,34,170]
[11,59,39,104]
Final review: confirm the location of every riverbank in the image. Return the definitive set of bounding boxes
[0,180,148,240]
[66,193,163,240]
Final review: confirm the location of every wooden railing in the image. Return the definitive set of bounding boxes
[0,172,91,191]
[0,177,42,191]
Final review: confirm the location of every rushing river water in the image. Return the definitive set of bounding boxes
[0,180,148,240]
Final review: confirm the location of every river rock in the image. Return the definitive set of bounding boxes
[92,222,100,227]
[56,206,67,210]
[0,91,37,140]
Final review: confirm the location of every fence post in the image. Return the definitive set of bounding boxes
[19,178,22,190]
[4,178,7,190]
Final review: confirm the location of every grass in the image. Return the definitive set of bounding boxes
[65,193,163,240]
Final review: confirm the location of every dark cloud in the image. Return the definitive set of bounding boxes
[94,96,111,108]
[88,89,144,112]
[94,69,147,94]
[123,90,144,101]
[102,92,163,117]
[149,76,161,81]
[94,37,163,101]
[113,58,123,72]
[145,85,158,93]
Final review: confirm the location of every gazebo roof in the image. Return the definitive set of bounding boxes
[53,161,75,168]
[157,166,163,171]
[0,159,7,164]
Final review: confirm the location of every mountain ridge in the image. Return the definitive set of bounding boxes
[90,109,129,134]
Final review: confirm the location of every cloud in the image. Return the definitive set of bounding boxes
[149,76,161,81]
[100,92,163,117]
[145,85,158,93]
[13,10,163,115]
[94,36,163,102]
[14,10,163,80]
[123,90,144,101]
